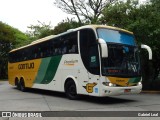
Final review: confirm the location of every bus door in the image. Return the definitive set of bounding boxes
[87,45,100,96]
[79,28,100,96]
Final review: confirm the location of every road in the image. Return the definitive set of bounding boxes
[0,81,160,120]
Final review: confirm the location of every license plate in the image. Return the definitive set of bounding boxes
[124,89,131,93]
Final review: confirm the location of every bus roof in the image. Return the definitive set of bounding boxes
[75,25,133,35]
[10,25,133,53]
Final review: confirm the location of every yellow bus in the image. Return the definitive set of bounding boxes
[8,25,152,99]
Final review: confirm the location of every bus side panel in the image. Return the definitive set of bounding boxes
[8,59,42,88]
[8,54,100,97]
[32,54,90,95]
[32,56,63,91]
[8,62,16,86]
[32,54,85,93]
[59,54,89,95]
[59,54,100,96]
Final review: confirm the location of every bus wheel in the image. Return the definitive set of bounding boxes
[65,80,79,100]
[19,79,26,92]
[15,78,19,89]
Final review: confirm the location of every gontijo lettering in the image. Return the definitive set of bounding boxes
[18,62,34,69]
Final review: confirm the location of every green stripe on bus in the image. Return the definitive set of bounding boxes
[41,55,62,84]
[128,77,141,83]
[34,57,51,83]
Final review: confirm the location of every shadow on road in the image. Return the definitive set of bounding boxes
[13,87,137,105]
[80,96,136,105]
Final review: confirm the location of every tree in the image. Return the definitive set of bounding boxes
[26,21,53,41]
[54,0,116,24]
[0,21,29,79]
[101,0,160,89]
[53,18,80,35]
[100,0,138,27]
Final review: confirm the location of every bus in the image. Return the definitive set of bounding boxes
[8,25,152,99]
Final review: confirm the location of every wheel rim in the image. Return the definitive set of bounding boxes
[20,81,25,91]
[21,83,24,90]
[68,85,76,96]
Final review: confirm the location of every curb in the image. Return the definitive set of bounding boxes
[141,91,160,94]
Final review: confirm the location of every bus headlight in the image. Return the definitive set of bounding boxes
[109,83,113,86]
[102,82,116,87]
[137,82,142,86]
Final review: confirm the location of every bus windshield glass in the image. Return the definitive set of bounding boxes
[97,28,141,77]
[97,28,135,46]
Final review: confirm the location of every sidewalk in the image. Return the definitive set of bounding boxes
[142,90,160,94]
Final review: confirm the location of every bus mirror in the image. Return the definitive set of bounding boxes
[141,44,152,60]
[98,38,108,58]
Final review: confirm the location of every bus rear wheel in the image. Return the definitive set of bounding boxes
[65,80,79,100]
[19,79,26,92]
[15,78,20,89]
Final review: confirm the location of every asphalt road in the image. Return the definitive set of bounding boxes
[0,81,160,120]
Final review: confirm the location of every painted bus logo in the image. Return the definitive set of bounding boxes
[83,83,97,93]
[18,62,34,69]
[64,60,78,66]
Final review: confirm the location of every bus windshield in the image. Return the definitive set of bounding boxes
[97,28,136,46]
[97,28,141,77]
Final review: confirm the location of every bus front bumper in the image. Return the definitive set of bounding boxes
[100,85,142,96]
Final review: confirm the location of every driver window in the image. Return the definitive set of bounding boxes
[80,29,100,75]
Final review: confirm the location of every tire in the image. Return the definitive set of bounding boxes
[19,79,26,92]
[65,80,79,100]
[15,79,20,90]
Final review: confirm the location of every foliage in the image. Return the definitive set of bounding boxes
[54,0,116,24]
[26,19,79,42]
[26,21,53,41]
[0,19,79,78]
[52,18,81,35]
[0,21,29,78]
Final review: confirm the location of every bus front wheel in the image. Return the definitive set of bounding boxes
[65,80,79,100]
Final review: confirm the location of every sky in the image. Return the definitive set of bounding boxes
[0,0,147,32]
[0,0,74,32]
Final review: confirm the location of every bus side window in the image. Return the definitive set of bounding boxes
[60,35,67,54]
[62,39,68,54]
[34,46,39,59]
[16,51,20,61]
[48,40,54,56]
[51,46,55,56]
[69,45,77,53]
[54,38,61,55]
[68,32,78,54]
